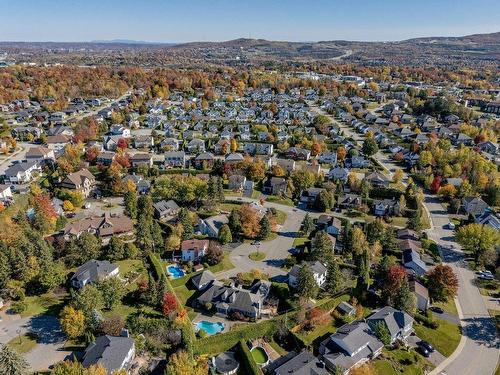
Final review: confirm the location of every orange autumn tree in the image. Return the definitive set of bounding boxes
[31,191,58,232]
[239,204,261,238]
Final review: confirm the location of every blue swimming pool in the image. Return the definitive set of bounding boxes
[167,265,185,279]
[195,320,225,335]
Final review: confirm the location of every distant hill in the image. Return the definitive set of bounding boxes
[91,39,177,46]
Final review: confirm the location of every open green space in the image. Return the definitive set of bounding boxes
[373,348,434,375]
[7,333,38,354]
[22,292,67,318]
[249,251,266,261]
[413,318,461,357]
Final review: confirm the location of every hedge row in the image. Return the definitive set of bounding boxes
[414,312,439,329]
[147,252,196,353]
[193,319,277,356]
[238,340,264,375]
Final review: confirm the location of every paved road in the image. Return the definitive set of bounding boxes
[0,142,31,174]
[312,104,499,375]
[217,198,308,279]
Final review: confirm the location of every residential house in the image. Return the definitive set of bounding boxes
[71,260,119,289]
[364,171,390,188]
[46,134,71,151]
[109,125,131,137]
[318,151,338,165]
[461,196,489,217]
[134,135,154,149]
[366,306,414,343]
[329,167,349,183]
[0,184,13,201]
[122,174,150,194]
[197,214,229,238]
[153,200,180,221]
[196,280,263,319]
[270,351,328,375]
[338,194,362,210]
[187,139,206,153]
[164,151,186,168]
[243,142,273,156]
[193,152,215,170]
[262,177,287,196]
[60,169,95,197]
[96,151,116,166]
[82,335,135,373]
[130,153,153,168]
[225,153,245,166]
[300,187,325,204]
[161,138,180,151]
[191,270,216,291]
[402,248,427,277]
[319,320,383,374]
[25,146,55,164]
[62,214,134,240]
[228,174,246,190]
[181,239,209,262]
[285,147,311,161]
[275,158,296,173]
[409,280,430,311]
[4,161,40,184]
[316,215,342,236]
[397,229,419,242]
[373,198,401,216]
[288,261,327,289]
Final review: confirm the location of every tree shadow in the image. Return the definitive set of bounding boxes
[27,315,65,345]
[462,317,499,348]
[265,259,286,268]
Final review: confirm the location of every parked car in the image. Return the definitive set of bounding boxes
[430,306,444,314]
[417,346,430,357]
[446,222,455,230]
[479,274,494,280]
[418,340,435,353]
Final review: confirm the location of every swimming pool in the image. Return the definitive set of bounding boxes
[251,346,269,365]
[195,320,225,335]
[167,265,185,279]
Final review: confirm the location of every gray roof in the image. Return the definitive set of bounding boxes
[71,260,118,285]
[274,351,329,375]
[366,306,414,340]
[191,270,216,290]
[197,281,262,316]
[320,320,383,371]
[4,160,37,177]
[82,335,134,372]
[153,199,179,214]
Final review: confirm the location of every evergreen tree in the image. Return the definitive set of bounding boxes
[315,190,335,212]
[218,224,233,245]
[373,321,392,346]
[0,345,29,375]
[408,208,422,231]
[178,208,193,240]
[297,264,319,299]
[228,208,242,236]
[152,221,164,251]
[342,221,353,254]
[311,230,333,263]
[107,236,125,261]
[325,259,343,295]
[124,190,138,219]
[301,213,315,236]
[393,279,416,313]
[216,177,225,201]
[258,215,271,240]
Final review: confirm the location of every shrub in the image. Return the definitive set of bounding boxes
[414,313,439,329]
[11,300,27,314]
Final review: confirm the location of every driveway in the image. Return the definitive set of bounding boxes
[0,309,71,372]
[407,335,446,367]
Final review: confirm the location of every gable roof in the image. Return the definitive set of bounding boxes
[71,259,118,284]
[82,335,134,372]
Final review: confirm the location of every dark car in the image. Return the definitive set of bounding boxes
[418,340,435,353]
[430,306,444,314]
[417,346,430,357]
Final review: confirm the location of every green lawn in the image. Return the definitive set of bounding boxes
[7,333,38,354]
[475,279,500,298]
[293,237,310,248]
[295,322,337,346]
[22,293,67,318]
[414,318,461,357]
[433,298,458,316]
[173,284,198,320]
[266,196,295,207]
[374,348,434,375]
[249,252,266,261]
[274,209,287,225]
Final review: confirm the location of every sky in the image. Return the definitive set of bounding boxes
[1,0,499,43]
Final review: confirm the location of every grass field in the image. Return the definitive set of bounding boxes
[292,237,309,248]
[373,348,434,375]
[22,292,67,318]
[249,251,266,261]
[433,298,458,316]
[414,318,461,357]
[7,333,38,354]
[266,196,295,207]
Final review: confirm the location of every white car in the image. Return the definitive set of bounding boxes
[446,222,456,230]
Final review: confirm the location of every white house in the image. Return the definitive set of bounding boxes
[288,261,327,289]
[181,239,209,262]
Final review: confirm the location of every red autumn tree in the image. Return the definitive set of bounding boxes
[85,146,100,162]
[162,292,179,317]
[426,264,459,302]
[117,137,128,150]
[430,175,442,193]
